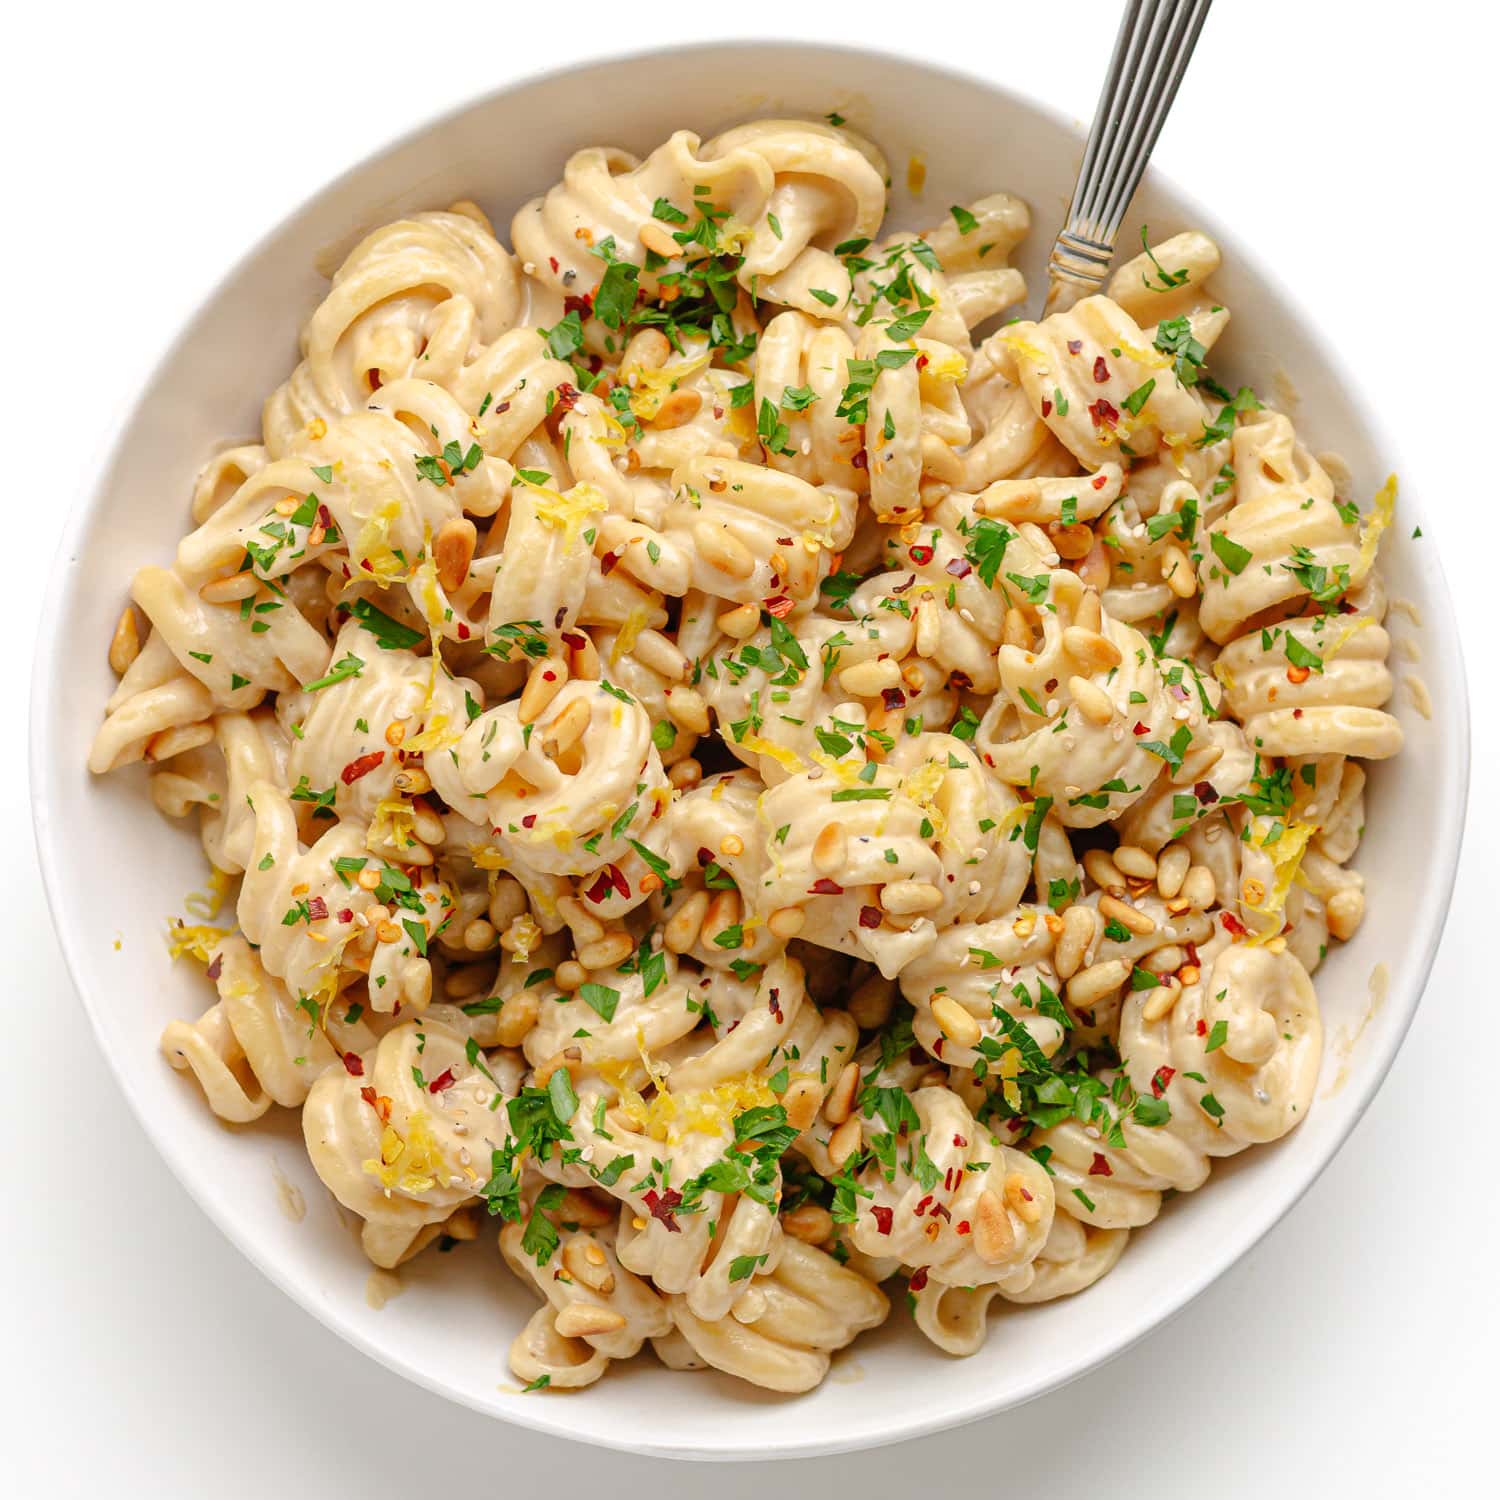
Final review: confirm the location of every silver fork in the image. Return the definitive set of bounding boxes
[1043,0,1214,315]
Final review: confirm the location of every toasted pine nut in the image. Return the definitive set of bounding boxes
[849,976,895,1030]
[823,1061,860,1125]
[839,657,901,697]
[1003,606,1031,649]
[668,758,703,790]
[694,521,756,580]
[554,959,586,992]
[577,931,633,970]
[1003,1171,1043,1224]
[434,517,477,593]
[1083,848,1125,892]
[1142,944,1184,976]
[566,631,600,681]
[914,597,941,658]
[1098,893,1156,936]
[782,1203,834,1244]
[623,328,670,372]
[1052,522,1095,560]
[638,222,680,259]
[1181,865,1217,910]
[1141,978,1183,1023]
[719,833,744,858]
[930,995,981,1048]
[1055,905,1097,979]
[1067,958,1130,1009]
[973,1189,1016,1262]
[1074,588,1103,632]
[1069,675,1114,725]
[782,1078,822,1131]
[651,389,702,430]
[1078,540,1111,591]
[717,602,760,639]
[543,697,592,759]
[702,889,741,946]
[664,685,710,735]
[463,918,496,952]
[1062,625,1122,672]
[495,991,539,1047]
[1326,887,1364,941]
[533,1050,580,1089]
[767,905,806,940]
[1112,844,1157,881]
[1156,843,1190,899]
[519,657,569,724]
[828,1116,862,1169]
[198,572,260,604]
[108,607,142,675]
[376,920,402,944]
[631,628,687,682]
[1161,541,1197,598]
[393,766,431,795]
[664,890,710,953]
[812,821,847,875]
[554,1302,627,1338]
[879,880,942,916]
[562,1241,615,1294]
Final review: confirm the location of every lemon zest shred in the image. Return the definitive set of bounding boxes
[1243,818,1317,939]
[183,866,236,921]
[350,497,409,587]
[525,477,607,551]
[165,921,233,964]
[1352,474,1397,583]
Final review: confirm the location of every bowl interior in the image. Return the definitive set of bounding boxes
[32,42,1467,1460]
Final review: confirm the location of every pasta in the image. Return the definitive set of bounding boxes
[93,116,1404,1396]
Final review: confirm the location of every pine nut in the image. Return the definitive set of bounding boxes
[693,521,756,580]
[913,598,940,658]
[668,758,703,790]
[495,991,539,1047]
[651,389,702,429]
[664,686,710,735]
[930,995,981,1047]
[577,932,633,970]
[1083,848,1125,892]
[1052,522,1095,560]
[554,1302,627,1338]
[1181,865,1217,910]
[782,1204,834,1244]
[566,631,600,681]
[812,821,847,875]
[717,603,760,639]
[623,328,670,372]
[1142,944,1184,975]
[1177,963,1201,987]
[1055,905,1097,979]
[1078,540,1111,591]
[849,976,895,1029]
[1327,887,1364,941]
[435,517,478,593]
[1075,588,1103,632]
[1069,675,1114,725]
[1003,1171,1042,1224]
[553,1188,614,1228]
[108,607,141,675]
[519,657,569,724]
[1003,606,1031,648]
[1156,843,1190,899]
[664,890,710,953]
[1098,893,1156,936]
[719,834,744,857]
[533,1051,580,1088]
[767,906,805,939]
[410,800,445,845]
[839,658,901,696]
[463,918,496,952]
[1113,845,1157,880]
[1141,978,1183,1023]
[880,880,943,915]
[376,920,402,944]
[782,1078,822,1131]
[562,1241,615,1294]
[1161,541,1197,598]
[198,572,259,604]
[702,889,741,947]
[1068,958,1130,1008]
[554,960,587,992]
[974,1189,1016,1262]
[823,1061,860,1125]
[393,766,431,795]
[632,629,687,682]
[1062,625,1122,672]
[558,896,604,945]
[638,222,680,259]
[542,697,592,759]
[828,1116,862,1168]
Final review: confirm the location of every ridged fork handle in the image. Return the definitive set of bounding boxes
[1044,0,1214,313]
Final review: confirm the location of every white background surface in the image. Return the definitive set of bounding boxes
[4,2,1492,1494]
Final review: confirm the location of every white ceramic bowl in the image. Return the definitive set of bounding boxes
[31,41,1469,1461]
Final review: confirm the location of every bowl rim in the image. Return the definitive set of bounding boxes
[30,36,1472,1461]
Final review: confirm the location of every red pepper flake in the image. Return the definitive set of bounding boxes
[768,988,783,1021]
[1184,942,1200,966]
[881,686,906,713]
[870,1205,894,1235]
[317,503,333,530]
[1092,473,1109,490]
[808,877,844,895]
[1194,781,1219,805]
[1151,1065,1175,1097]
[1089,1152,1113,1177]
[945,557,972,579]
[337,908,354,924]
[914,1194,934,1216]
[1292,707,1304,719]
[1088,397,1120,428]
[931,1202,951,1223]
[600,550,620,576]
[205,953,223,982]
[955,1219,971,1235]
[952,1134,967,1147]
[909,1267,929,1292]
[607,864,631,900]
[1196,1018,1208,1036]
[521,814,537,829]
[456,621,471,641]
[909,544,935,565]
[548,256,559,273]
[585,870,615,904]
[1133,721,1151,736]
[916,353,929,371]
[890,573,918,595]
[764,594,794,618]
[561,630,587,651]
[360,1085,378,1108]
[643,1187,683,1232]
[342,1052,364,1077]
[306,895,329,922]
[341,750,384,785]
[1093,356,1110,383]
[1221,910,1249,938]
[851,450,868,470]
[427,1067,456,1094]
[858,904,882,929]
[554,382,579,414]
[563,292,593,319]
[1041,399,1053,417]
[1067,339,1083,354]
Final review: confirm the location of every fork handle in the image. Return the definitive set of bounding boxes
[1045,0,1214,312]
